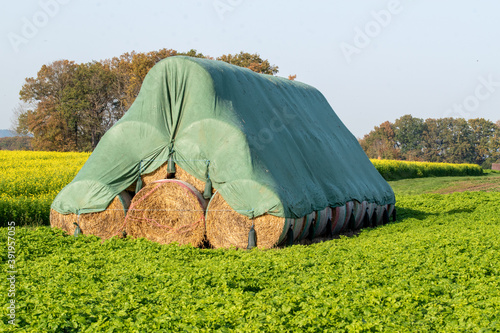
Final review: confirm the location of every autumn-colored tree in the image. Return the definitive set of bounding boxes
[359,121,399,159]
[19,60,78,151]
[217,52,278,75]
[106,48,178,109]
[288,74,297,81]
[177,49,209,59]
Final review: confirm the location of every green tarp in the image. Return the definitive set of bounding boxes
[52,56,395,218]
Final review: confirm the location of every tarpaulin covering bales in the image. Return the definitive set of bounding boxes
[51,56,394,230]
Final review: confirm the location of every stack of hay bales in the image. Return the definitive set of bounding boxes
[50,160,394,248]
[50,56,396,248]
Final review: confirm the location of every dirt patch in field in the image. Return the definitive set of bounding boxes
[433,181,500,194]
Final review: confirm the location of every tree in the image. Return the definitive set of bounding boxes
[467,118,498,166]
[60,61,122,150]
[217,52,279,75]
[19,60,78,151]
[107,48,178,109]
[421,118,456,162]
[10,103,31,136]
[177,49,209,59]
[359,121,399,159]
[361,116,500,166]
[393,115,425,160]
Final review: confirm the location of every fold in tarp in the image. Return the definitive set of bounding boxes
[52,56,395,218]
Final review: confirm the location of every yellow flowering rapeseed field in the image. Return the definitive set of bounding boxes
[371,159,483,180]
[0,151,89,226]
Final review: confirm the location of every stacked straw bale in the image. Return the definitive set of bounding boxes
[127,162,209,196]
[52,160,394,247]
[205,192,287,249]
[125,179,208,246]
[205,191,396,249]
[50,191,132,240]
[205,192,353,249]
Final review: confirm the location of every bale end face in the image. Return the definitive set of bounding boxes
[125,180,207,247]
[205,192,286,249]
[50,192,131,240]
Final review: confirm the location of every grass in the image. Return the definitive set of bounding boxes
[389,170,500,196]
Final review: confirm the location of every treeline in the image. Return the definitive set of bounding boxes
[359,115,500,168]
[14,49,280,152]
[0,136,32,150]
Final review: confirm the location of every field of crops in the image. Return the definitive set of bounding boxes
[0,151,89,227]
[371,159,483,180]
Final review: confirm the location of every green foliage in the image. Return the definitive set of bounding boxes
[1,192,499,331]
[394,114,425,159]
[372,159,483,181]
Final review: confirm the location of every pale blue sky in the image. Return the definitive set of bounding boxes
[1,0,499,138]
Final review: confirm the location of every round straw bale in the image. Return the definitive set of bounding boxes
[374,205,387,226]
[352,201,368,229]
[287,216,305,243]
[125,179,207,246]
[362,201,377,228]
[298,211,316,241]
[50,191,132,240]
[331,205,347,235]
[312,207,331,238]
[127,162,211,196]
[205,192,287,249]
[387,203,395,218]
[174,166,208,195]
[125,162,170,192]
[341,201,354,232]
[141,161,170,185]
